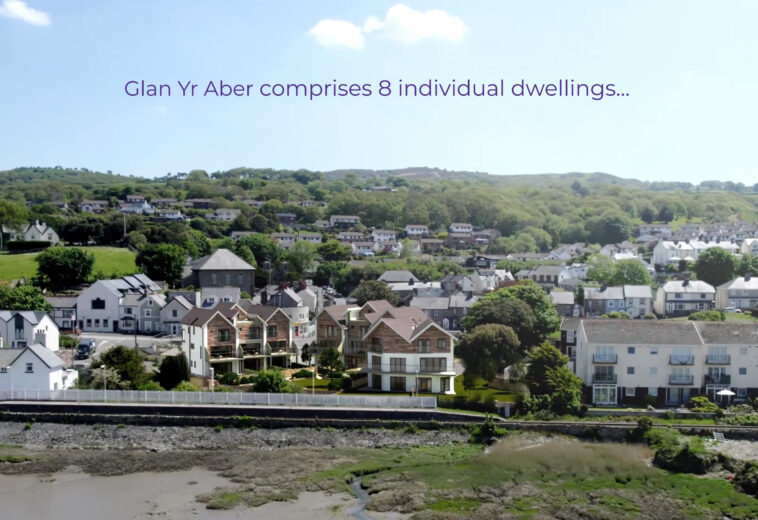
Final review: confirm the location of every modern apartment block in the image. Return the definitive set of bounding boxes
[573,319,758,406]
[181,302,295,377]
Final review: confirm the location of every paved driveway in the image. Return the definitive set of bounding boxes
[69,332,179,369]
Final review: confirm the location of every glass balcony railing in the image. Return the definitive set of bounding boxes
[669,355,694,365]
[669,375,694,385]
[705,355,731,365]
[592,354,617,364]
[592,373,617,384]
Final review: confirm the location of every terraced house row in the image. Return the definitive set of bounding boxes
[564,319,758,407]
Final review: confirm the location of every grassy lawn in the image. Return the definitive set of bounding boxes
[453,377,517,402]
[0,246,136,281]
[290,378,332,392]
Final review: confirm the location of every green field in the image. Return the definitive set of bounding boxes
[0,247,137,281]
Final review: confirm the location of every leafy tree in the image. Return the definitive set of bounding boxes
[286,241,317,277]
[250,369,291,393]
[694,247,737,287]
[0,284,51,311]
[313,261,351,290]
[126,231,148,250]
[0,200,28,250]
[462,298,538,347]
[688,310,725,321]
[236,233,284,265]
[639,206,656,224]
[464,281,560,345]
[173,380,199,391]
[457,324,522,387]
[736,254,758,277]
[351,280,399,306]
[586,214,631,244]
[35,247,95,290]
[93,345,151,389]
[526,342,569,395]
[601,311,631,319]
[611,259,652,286]
[136,243,186,287]
[317,239,352,261]
[89,365,126,390]
[156,354,190,390]
[233,243,257,267]
[319,346,346,377]
[544,365,583,415]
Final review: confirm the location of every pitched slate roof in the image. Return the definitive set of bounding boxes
[661,280,715,294]
[694,322,758,344]
[584,287,624,300]
[0,349,23,367]
[192,249,255,271]
[581,319,702,345]
[28,344,63,368]
[378,270,419,283]
[236,301,280,321]
[550,291,575,305]
[622,285,653,299]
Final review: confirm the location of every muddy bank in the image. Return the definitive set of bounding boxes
[0,421,469,451]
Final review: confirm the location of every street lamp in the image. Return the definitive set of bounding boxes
[209,366,215,393]
[102,364,107,402]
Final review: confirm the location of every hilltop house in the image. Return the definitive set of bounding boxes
[181,249,256,295]
[2,221,59,245]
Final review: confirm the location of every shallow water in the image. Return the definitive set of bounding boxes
[0,468,362,520]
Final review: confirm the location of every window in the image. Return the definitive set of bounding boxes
[738,388,747,397]
[91,298,105,310]
[418,339,431,353]
[739,367,747,375]
[103,319,108,327]
[190,343,195,350]
[211,273,218,285]
[650,367,658,375]
[172,310,178,318]
[627,347,636,354]
[418,377,431,393]
[125,307,133,315]
[249,327,261,339]
[593,385,617,405]
[649,387,658,397]
[148,299,153,306]
[650,346,658,355]
[441,377,451,392]
[371,337,382,352]
[238,274,244,286]
[326,325,339,337]
[675,293,682,299]
[700,293,706,298]
[433,311,439,317]
[638,299,644,305]
[437,339,447,350]
[0,367,6,373]
[740,347,748,356]
[218,329,231,342]
[94,319,100,327]
[86,319,92,327]
[145,309,151,317]
[371,355,381,369]
[25,363,33,373]
[390,376,406,391]
[420,358,447,372]
[390,358,406,372]
[267,326,277,337]
[627,367,635,375]
[625,387,636,397]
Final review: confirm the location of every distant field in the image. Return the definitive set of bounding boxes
[0,247,137,281]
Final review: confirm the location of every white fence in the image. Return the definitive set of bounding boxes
[0,389,437,409]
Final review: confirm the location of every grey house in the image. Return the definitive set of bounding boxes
[182,249,256,294]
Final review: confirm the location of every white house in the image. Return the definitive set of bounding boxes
[271,233,296,248]
[3,221,60,244]
[0,344,77,391]
[0,311,59,351]
[652,241,696,267]
[371,229,397,243]
[574,319,758,406]
[297,232,322,245]
[449,223,473,234]
[207,208,241,221]
[45,296,77,331]
[161,295,194,336]
[654,279,716,317]
[75,274,161,333]
[404,225,429,238]
[715,275,758,310]
[622,285,654,318]
[119,292,166,333]
[741,238,758,256]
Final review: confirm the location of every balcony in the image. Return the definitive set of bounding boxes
[592,354,617,364]
[669,375,694,385]
[669,355,694,365]
[706,355,731,365]
[209,348,237,359]
[704,374,731,385]
[592,373,617,384]
[241,345,263,357]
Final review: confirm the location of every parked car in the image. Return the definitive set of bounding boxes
[724,307,743,314]
[75,338,96,359]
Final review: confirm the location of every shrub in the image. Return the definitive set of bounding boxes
[645,428,716,474]
[689,396,720,414]
[136,381,164,391]
[218,372,240,386]
[172,381,199,392]
[327,377,348,391]
[249,369,293,393]
[292,369,313,379]
[735,461,758,496]
[663,410,675,420]
[470,414,506,444]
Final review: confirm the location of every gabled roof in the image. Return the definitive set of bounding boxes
[584,286,624,300]
[623,285,653,298]
[0,348,23,367]
[550,291,575,305]
[236,300,281,321]
[192,248,255,271]
[0,310,51,326]
[409,297,449,310]
[45,296,77,308]
[167,295,194,310]
[27,344,63,369]
[180,304,237,327]
[362,300,395,315]
[320,304,358,325]
[661,280,715,294]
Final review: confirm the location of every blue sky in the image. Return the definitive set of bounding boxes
[1,1,756,183]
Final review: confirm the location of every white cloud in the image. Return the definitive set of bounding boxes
[364,4,468,44]
[0,0,51,26]
[309,4,467,49]
[309,19,364,50]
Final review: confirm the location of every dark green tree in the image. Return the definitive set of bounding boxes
[135,243,186,287]
[0,200,28,250]
[694,247,737,287]
[93,346,151,389]
[351,280,400,306]
[462,298,538,347]
[34,247,95,290]
[526,342,569,395]
[318,346,346,377]
[156,354,190,390]
[317,239,352,261]
[456,324,522,388]
[250,369,291,392]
